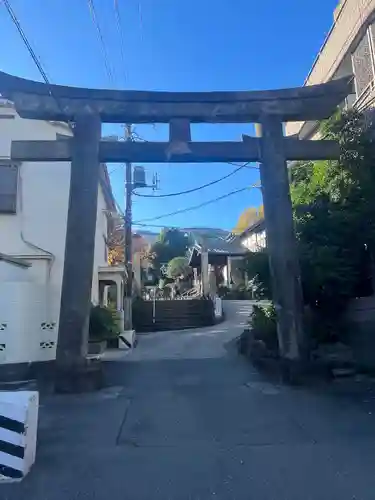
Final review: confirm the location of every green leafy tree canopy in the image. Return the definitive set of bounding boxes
[290,110,375,310]
[166,256,192,279]
[149,229,190,269]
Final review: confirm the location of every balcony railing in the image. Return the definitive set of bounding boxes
[353,79,375,112]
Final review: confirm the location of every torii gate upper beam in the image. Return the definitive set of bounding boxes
[0,71,352,123]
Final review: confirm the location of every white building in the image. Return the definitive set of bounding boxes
[0,100,123,369]
[239,220,267,253]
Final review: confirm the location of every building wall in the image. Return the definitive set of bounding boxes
[306,0,375,86]
[0,105,109,363]
[241,229,266,252]
[0,106,70,325]
[92,188,108,304]
[286,0,375,137]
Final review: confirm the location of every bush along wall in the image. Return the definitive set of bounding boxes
[89,305,121,342]
[238,304,279,361]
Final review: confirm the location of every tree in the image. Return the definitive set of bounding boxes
[166,256,191,279]
[107,232,154,267]
[147,229,190,269]
[107,232,123,266]
[232,205,264,235]
[290,110,375,325]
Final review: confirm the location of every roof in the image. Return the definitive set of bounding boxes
[185,227,230,239]
[226,218,266,243]
[188,233,247,263]
[239,218,266,238]
[201,238,246,256]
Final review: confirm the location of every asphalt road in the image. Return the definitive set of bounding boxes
[3,300,375,499]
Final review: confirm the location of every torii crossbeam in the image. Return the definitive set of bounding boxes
[0,71,352,389]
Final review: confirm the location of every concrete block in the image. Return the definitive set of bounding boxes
[214,297,223,319]
[0,391,38,482]
[119,330,136,349]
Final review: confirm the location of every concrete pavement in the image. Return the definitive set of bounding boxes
[3,301,375,499]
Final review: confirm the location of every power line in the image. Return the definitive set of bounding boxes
[133,223,232,231]
[133,163,250,198]
[108,213,233,232]
[227,161,259,170]
[137,0,144,43]
[87,0,115,85]
[113,0,127,85]
[109,164,123,175]
[133,184,260,224]
[2,0,50,84]
[132,131,148,142]
[3,0,125,214]
[2,0,74,132]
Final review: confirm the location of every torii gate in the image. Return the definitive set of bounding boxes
[0,71,351,390]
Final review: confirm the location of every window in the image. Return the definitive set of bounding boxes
[352,32,374,97]
[0,164,18,214]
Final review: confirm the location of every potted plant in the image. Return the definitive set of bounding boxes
[88,304,121,354]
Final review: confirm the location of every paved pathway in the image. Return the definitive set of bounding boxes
[4,301,375,499]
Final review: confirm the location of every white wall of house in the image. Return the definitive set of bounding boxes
[92,188,108,304]
[0,104,109,364]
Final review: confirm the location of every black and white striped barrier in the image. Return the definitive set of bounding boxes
[119,330,136,349]
[0,392,39,482]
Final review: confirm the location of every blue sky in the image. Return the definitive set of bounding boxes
[0,0,339,231]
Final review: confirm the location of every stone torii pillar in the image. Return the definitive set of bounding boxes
[55,113,102,392]
[253,118,305,367]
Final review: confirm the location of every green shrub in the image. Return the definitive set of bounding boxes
[246,275,266,300]
[249,304,279,352]
[89,305,120,341]
[243,251,272,299]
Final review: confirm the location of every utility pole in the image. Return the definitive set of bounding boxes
[124,123,133,332]
[121,125,159,334]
